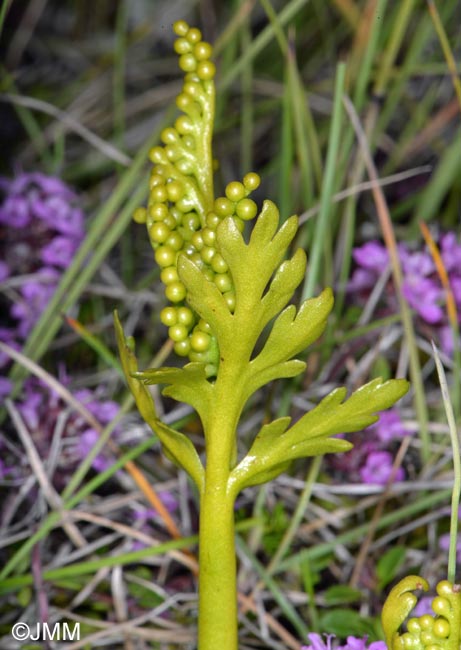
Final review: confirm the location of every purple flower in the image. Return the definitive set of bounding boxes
[348,268,377,292]
[0,377,12,398]
[349,234,461,330]
[0,329,20,368]
[0,457,14,480]
[10,269,59,337]
[133,493,179,521]
[450,277,461,304]
[365,643,387,650]
[412,597,434,617]
[40,236,79,268]
[360,450,404,485]
[302,633,336,650]
[0,260,10,281]
[18,389,43,430]
[0,195,30,227]
[0,171,85,342]
[0,171,84,235]
[34,195,84,237]
[77,429,113,472]
[439,325,454,356]
[87,399,119,424]
[0,376,123,493]
[353,241,389,273]
[402,276,444,324]
[301,634,387,650]
[74,390,120,424]
[29,172,75,198]
[348,241,393,295]
[369,409,410,443]
[339,638,387,650]
[439,533,461,562]
[400,249,434,277]
[440,232,461,274]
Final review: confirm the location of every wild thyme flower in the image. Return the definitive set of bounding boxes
[130,496,180,550]
[360,450,405,485]
[327,408,411,484]
[74,388,121,472]
[348,234,461,355]
[10,267,60,338]
[40,235,80,268]
[371,409,410,443]
[439,533,461,564]
[133,493,179,523]
[0,377,12,398]
[0,376,122,498]
[0,170,85,342]
[302,633,387,650]
[0,260,9,281]
[0,172,84,234]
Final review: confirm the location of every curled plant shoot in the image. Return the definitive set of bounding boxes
[381,344,460,650]
[115,20,409,650]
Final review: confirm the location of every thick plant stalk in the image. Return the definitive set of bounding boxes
[198,480,237,648]
[197,342,247,648]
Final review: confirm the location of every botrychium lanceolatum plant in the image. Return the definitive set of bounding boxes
[114,20,411,650]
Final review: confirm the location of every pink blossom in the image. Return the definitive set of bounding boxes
[360,450,405,485]
[301,633,387,650]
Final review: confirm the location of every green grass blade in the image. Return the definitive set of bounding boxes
[302,62,346,300]
[236,535,311,639]
[432,342,460,584]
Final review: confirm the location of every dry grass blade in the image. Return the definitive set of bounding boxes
[401,98,460,159]
[32,541,50,631]
[69,566,111,609]
[0,340,189,547]
[238,591,303,650]
[298,166,432,225]
[331,0,360,27]
[0,93,133,166]
[420,222,458,327]
[342,93,430,462]
[349,436,412,587]
[111,565,134,650]
[59,601,196,649]
[68,510,198,572]
[426,0,461,114]
[4,398,87,549]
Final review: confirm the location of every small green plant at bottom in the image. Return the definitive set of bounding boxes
[382,576,461,650]
[115,20,409,650]
[380,345,461,650]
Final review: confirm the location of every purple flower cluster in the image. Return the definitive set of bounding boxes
[0,171,84,344]
[0,374,121,488]
[302,633,386,650]
[348,235,461,355]
[327,409,411,485]
[0,173,121,491]
[131,496,180,550]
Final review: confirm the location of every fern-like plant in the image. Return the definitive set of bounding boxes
[115,21,409,650]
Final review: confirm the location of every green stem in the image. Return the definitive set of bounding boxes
[197,361,245,649]
[302,61,346,300]
[198,478,237,650]
[432,342,460,584]
[373,0,417,97]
